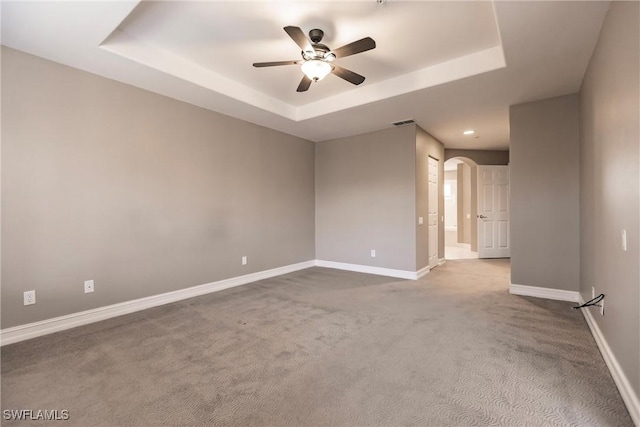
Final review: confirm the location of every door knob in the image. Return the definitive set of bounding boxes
[477,215,488,219]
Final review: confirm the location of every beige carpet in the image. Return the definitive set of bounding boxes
[1,260,633,426]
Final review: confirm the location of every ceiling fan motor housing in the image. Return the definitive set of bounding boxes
[309,29,324,43]
[303,29,331,60]
[302,43,330,60]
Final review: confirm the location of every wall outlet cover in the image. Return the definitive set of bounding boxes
[24,290,36,305]
[84,280,94,293]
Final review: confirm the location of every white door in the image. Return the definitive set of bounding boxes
[477,165,510,258]
[428,157,439,269]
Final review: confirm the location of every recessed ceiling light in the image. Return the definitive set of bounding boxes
[463,130,475,135]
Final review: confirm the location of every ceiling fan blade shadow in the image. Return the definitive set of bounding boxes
[331,37,376,58]
[297,75,312,92]
[253,60,300,67]
[331,65,365,85]
[284,26,313,52]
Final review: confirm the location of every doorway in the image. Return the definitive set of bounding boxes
[444,157,478,260]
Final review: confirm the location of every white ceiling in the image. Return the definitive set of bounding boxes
[1,1,610,149]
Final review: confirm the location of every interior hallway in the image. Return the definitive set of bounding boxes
[445,229,478,260]
[1,260,631,426]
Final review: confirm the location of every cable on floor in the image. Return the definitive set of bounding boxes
[573,293,604,309]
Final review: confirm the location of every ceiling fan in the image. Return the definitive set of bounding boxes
[253,26,376,92]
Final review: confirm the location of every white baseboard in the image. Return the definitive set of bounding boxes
[0,259,434,346]
[0,260,315,346]
[438,258,446,266]
[579,295,640,426]
[315,260,418,280]
[509,283,580,302]
[416,266,430,279]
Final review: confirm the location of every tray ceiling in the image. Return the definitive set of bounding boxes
[1,1,610,149]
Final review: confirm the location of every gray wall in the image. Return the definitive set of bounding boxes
[315,126,417,271]
[444,171,457,181]
[415,126,445,269]
[510,94,580,291]
[444,149,509,165]
[579,1,639,397]
[1,47,316,328]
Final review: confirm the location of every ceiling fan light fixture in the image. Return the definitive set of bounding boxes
[301,59,332,82]
[253,26,375,92]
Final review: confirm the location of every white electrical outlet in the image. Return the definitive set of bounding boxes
[592,287,595,299]
[242,256,247,266]
[621,229,627,252]
[600,298,605,316]
[24,290,36,306]
[370,249,376,258]
[84,280,94,294]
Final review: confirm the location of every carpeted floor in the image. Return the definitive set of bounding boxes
[1,260,633,426]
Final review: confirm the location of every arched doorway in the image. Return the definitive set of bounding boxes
[444,157,479,259]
